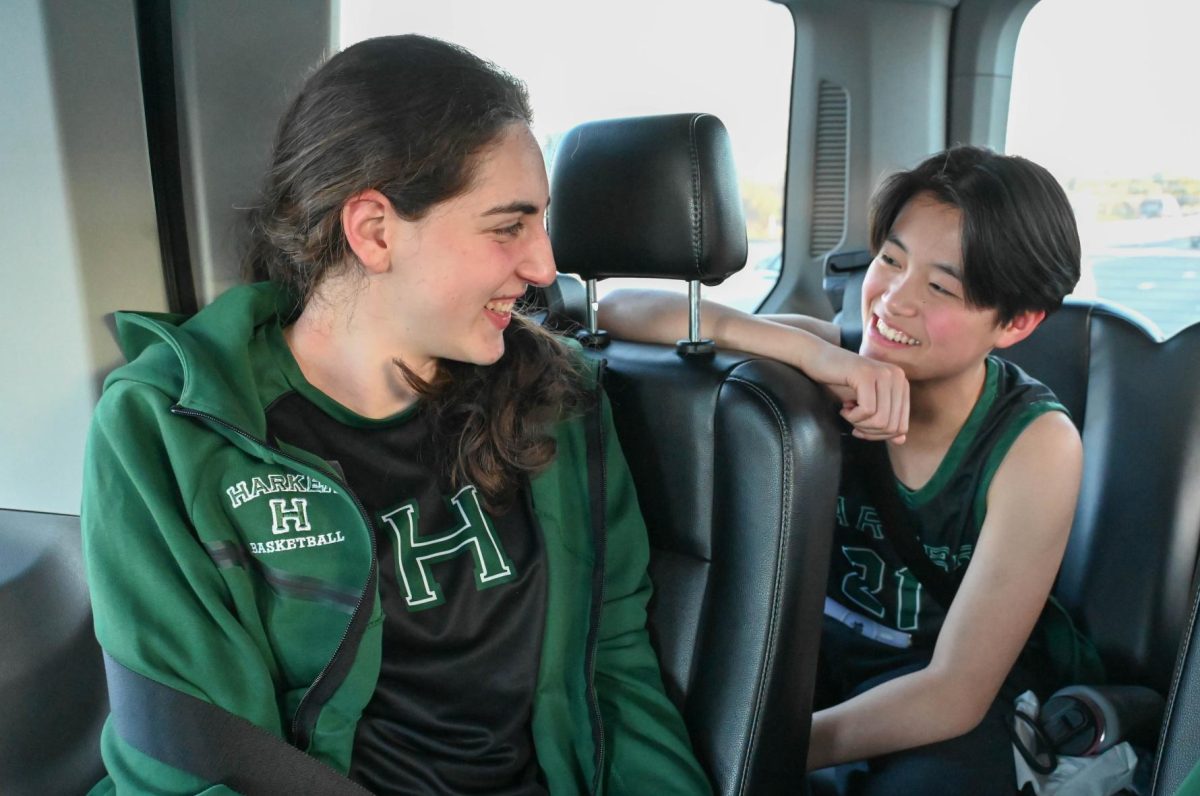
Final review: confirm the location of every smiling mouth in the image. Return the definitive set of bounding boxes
[484,298,517,316]
[875,316,920,346]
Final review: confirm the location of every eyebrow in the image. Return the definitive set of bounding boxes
[482,199,548,217]
[885,232,963,281]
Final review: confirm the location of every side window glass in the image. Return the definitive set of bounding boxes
[1008,0,1199,338]
[339,1,794,312]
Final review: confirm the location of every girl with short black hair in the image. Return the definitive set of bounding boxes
[602,146,1084,795]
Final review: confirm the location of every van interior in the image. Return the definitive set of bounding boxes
[2,1,1198,794]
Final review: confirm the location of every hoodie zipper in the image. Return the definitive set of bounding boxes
[170,405,378,751]
[583,360,609,794]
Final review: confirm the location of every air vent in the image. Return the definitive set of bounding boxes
[810,80,850,258]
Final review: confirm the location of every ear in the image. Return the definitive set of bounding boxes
[341,189,394,274]
[993,309,1046,350]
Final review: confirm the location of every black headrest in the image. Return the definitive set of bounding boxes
[549,113,748,285]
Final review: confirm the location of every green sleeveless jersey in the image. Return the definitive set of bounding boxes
[828,356,1068,647]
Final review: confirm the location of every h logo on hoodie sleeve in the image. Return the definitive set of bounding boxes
[270,498,313,534]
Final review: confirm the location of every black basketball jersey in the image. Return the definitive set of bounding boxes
[264,324,547,795]
[827,356,1067,647]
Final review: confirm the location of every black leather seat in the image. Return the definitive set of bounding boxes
[550,113,841,794]
[1003,302,1200,696]
[0,509,108,796]
[1154,581,1200,794]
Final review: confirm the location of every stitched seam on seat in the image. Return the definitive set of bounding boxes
[688,115,705,279]
[1080,303,1094,427]
[1151,580,1200,794]
[725,375,792,795]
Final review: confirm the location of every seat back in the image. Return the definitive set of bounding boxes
[550,114,841,794]
[1153,582,1200,794]
[0,509,107,796]
[1002,303,1200,693]
[598,345,840,794]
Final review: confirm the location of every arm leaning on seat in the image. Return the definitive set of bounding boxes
[598,288,910,443]
[598,289,1082,769]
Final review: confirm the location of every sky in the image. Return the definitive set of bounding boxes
[1007,0,1200,180]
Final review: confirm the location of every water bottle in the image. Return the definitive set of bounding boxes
[1040,684,1165,756]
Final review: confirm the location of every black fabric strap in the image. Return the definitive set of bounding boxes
[104,652,372,795]
[583,360,609,795]
[852,437,961,611]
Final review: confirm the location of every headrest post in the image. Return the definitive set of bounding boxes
[586,279,599,333]
[689,281,702,342]
[675,280,715,357]
[574,278,610,349]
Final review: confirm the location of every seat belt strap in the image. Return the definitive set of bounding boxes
[103,652,372,795]
[583,359,609,794]
[851,436,961,610]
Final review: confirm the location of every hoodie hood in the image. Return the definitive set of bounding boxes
[106,282,300,440]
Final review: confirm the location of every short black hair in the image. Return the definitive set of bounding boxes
[869,146,1081,324]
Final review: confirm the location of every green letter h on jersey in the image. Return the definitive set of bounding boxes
[379,485,515,611]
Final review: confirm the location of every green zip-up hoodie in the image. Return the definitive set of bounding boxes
[81,282,710,795]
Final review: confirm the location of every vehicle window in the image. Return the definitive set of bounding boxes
[1007,0,1200,338]
[339,0,794,313]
